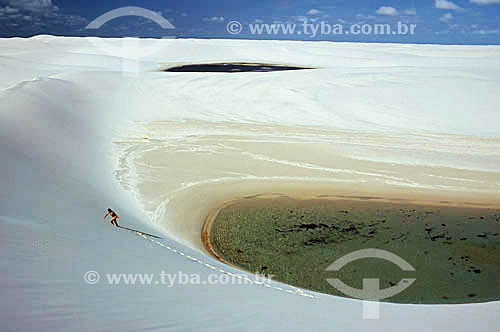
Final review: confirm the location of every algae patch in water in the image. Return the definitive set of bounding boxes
[209,197,500,304]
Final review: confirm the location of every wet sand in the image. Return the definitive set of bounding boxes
[206,195,500,304]
[115,120,500,254]
[113,119,500,299]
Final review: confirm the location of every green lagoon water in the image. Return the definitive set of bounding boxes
[210,197,500,304]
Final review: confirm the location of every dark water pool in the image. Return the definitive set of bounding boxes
[210,197,500,304]
[164,63,313,73]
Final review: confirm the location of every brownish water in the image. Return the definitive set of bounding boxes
[209,196,500,304]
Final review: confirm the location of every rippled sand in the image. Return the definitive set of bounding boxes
[114,120,500,254]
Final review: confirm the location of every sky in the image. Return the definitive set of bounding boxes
[0,0,499,44]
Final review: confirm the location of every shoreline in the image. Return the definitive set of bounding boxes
[202,191,500,266]
[122,119,500,255]
[202,191,500,303]
[202,196,244,268]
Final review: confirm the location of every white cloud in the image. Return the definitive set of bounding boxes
[307,9,321,15]
[203,16,224,23]
[470,0,500,4]
[0,0,89,30]
[4,0,58,13]
[440,13,454,22]
[254,18,264,23]
[405,8,417,15]
[337,18,346,24]
[376,6,399,16]
[473,28,499,34]
[435,0,463,10]
[289,15,307,23]
[0,6,19,15]
[356,13,376,20]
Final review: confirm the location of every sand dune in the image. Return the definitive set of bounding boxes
[1,36,500,331]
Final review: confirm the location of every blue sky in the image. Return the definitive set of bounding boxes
[0,0,499,44]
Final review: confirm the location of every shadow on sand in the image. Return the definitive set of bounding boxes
[117,226,163,239]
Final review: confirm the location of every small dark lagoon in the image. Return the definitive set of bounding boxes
[164,62,313,73]
[209,197,500,304]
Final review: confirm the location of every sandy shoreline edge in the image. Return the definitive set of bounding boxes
[202,191,500,267]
